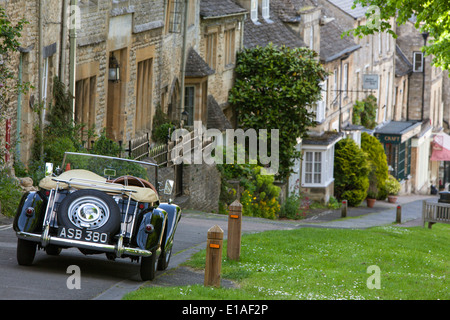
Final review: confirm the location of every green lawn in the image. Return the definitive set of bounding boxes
[124,224,449,300]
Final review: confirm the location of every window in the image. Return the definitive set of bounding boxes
[136,58,153,132]
[386,32,390,52]
[206,32,217,69]
[185,86,195,126]
[378,32,382,54]
[333,69,338,101]
[251,0,258,22]
[166,0,182,33]
[302,145,335,187]
[262,0,270,20]
[224,28,236,66]
[75,76,96,144]
[384,72,390,122]
[309,26,314,50]
[343,63,348,98]
[315,80,327,122]
[413,51,424,72]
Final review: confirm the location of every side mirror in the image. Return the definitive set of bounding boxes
[45,163,54,176]
[163,180,174,195]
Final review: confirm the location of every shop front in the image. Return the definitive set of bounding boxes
[374,121,423,193]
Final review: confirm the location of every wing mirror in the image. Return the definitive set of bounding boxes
[163,180,174,195]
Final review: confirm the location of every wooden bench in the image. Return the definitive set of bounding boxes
[422,200,450,229]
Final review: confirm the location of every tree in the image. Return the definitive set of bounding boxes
[229,44,327,180]
[361,132,389,199]
[334,138,370,206]
[345,0,450,71]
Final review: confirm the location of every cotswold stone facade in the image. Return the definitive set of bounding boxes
[0,0,64,165]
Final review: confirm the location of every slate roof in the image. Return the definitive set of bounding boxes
[303,131,344,145]
[395,45,413,77]
[320,19,360,62]
[185,48,215,77]
[243,13,306,49]
[326,0,367,19]
[200,0,247,19]
[375,121,421,135]
[207,95,233,131]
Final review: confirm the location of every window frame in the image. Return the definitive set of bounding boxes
[413,51,424,72]
[251,0,258,22]
[301,144,337,188]
[262,0,270,20]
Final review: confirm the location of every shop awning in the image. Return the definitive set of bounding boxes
[374,121,422,144]
[430,132,450,161]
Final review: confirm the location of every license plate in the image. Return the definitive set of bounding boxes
[57,227,109,244]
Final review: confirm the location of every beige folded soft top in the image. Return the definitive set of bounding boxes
[39,169,159,203]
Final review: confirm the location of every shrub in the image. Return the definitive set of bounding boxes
[218,164,281,219]
[385,175,401,195]
[361,132,389,199]
[334,138,370,206]
[0,168,23,217]
[279,193,309,220]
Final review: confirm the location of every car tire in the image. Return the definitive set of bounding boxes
[57,189,121,236]
[140,251,157,281]
[17,239,37,266]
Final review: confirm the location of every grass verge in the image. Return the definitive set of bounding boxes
[124,224,449,300]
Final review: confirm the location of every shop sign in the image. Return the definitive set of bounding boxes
[375,133,401,144]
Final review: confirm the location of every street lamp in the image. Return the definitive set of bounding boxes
[181,110,189,127]
[108,53,120,82]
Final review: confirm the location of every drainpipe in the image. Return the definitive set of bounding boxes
[38,0,44,158]
[60,0,69,84]
[69,0,78,118]
[16,53,23,160]
[179,0,189,120]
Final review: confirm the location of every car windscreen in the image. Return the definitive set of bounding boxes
[61,152,158,184]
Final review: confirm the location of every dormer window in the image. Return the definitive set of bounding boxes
[251,0,258,22]
[262,0,270,20]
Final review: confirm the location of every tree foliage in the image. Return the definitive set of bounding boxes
[361,132,389,199]
[334,138,370,206]
[352,95,378,129]
[345,0,450,71]
[229,44,327,180]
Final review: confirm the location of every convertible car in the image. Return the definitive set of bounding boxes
[13,152,181,281]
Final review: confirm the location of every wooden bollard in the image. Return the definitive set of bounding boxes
[396,205,402,224]
[204,225,224,287]
[227,200,242,261]
[341,200,348,218]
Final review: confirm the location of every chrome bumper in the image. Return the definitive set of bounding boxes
[16,231,153,258]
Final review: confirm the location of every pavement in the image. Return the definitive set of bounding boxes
[0,193,440,298]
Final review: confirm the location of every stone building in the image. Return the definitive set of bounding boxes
[0,0,65,165]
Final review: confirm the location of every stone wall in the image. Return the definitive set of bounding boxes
[181,164,221,213]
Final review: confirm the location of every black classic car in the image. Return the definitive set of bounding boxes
[13,152,181,281]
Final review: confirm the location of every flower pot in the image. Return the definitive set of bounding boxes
[388,195,398,203]
[366,198,376,208]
